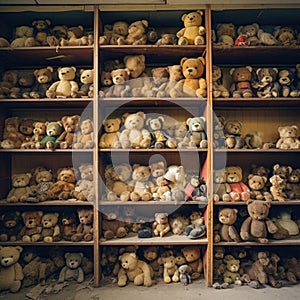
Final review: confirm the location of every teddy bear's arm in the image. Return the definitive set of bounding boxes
[198,26,206,35]
[58,266,67,282]
[275,138,284,149]
[119,129,131,148]
[14,263,24,281]
[265,218,278,234]
[70,81,79,93]
[137,260,153,287]
[77,267,84,283]
[240,182,250,193]
[240,217,252,240]
[46,81,60,94]
[6,188,17,200]
[176,28,186,38]
[117,267,128,287]
[53,224,60,237]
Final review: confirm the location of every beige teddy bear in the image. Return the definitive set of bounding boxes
[276,125,300,149]
[73,119,94,149]
[162,255,180,283]
[99,117,122,149]
[212,65,230,98]
[118,20,148,45]
[153,213,171,237]
[105,68,131,97]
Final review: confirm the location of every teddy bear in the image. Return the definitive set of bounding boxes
[151,67,169,98]
[61,212,78,241]
[274,210,299,236]
[257,28,279,46]
[230,66,254,98]
[60,25,89,46]
[181,246,203,280]
[10,25,36,47]
[277,68,297,97]
[141,246,160,277]
[46,24,68,46]
[213,168,231,202]
[176,10,206,45]
[274,26,297,46]
[212,65,230,98]
[223,119,245,149]
[0,211,22,242]
[0,70,19,99]
[146,115,168,148]
[214,23,236,46]
[41,212,61,242]
[9,71,35,99]
[46,66,79,98]
[170,56,207,98]
[178,264,192,285]
[100,21,129,45]
[184,210,207,239]
[276,125,300,149]
[30,169,54,202]
[164,122,187,149]
[118,252,153,287]
[19,211,43,242]
[226,166,251,201]
[156,33,177,45]
[286,168,300,199]
[255,67,280,98]
[119,111,152,149]
[35,120,64,150]
[164,65,183,97]
[71,208,93,242]
[6,173,34,203]
[118,20,148,45]
[184,175,207,202]
[162,255,180,283]
[58,252,85,283]
[0,246,24,293]
[99,117,121,149]
[72,118,94,149]
[48,167,77,200]
[283,257,300,284]
[214,208,241,243]
[71,163,94,202]
[223,256,242,286]
[269,174,288,202]
[236,23,260,46]
[75,69,94,98]
[105,68,131,97]
[240,200,278,243]
[31,19,51,46]
[101,246,120,277]
[169,215,189,236]
[247,174,273,201]
[152,213,171,237]
[21,121,47,149]
[56,115,80,149]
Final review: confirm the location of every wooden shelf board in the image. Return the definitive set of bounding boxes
[214,149,300,153]
[100,200,208,206]
[0,149,94,153]
[99,148,208,153]
[0,241,94,246]
[0,199,94,206]
[213,200,300,206]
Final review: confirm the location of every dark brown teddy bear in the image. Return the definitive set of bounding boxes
[0,211,22,242]
[56,115,80,149]
[71,208,93,242]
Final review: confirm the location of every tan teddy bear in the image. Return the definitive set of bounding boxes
[41,212,61,242]
[101,21,129,45]
[165,65,183,97]
[6,173,33,203]
[10,25,36,47]
[57,115,80,149]
[236,23,260,46]
[99,117,122,149]
[60,25,89,46]
[213,168,231,202]
[230,66,254,98]
[75,69,94,98]
[177,10,206,45]
[269,174,288,202]
[276,125,300,149]
[170,57,207,98]
[212,65,230,98]
[105,68,131,97]
[153,213,171,237]
[19,211,43,242]
[73,118,94,149]
[215,23,236,46]
[46,66,79,98]
[71,208,93,242]
[162,255,180,283]
[118,20,148,45]
[181,246,203,280]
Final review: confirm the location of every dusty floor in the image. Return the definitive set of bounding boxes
[1,278,300,300]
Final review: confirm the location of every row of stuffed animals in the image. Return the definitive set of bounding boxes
[213,246,300,289]
[0,245,93,293]
[0,116,94,150]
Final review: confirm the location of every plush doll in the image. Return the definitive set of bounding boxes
[101,246,120,277]
[257,29,278,46]
[152,213,171,237]
[100,21,129,45]
[212,65,230,98]
[164,122,188,149]
[0,37,10,47]
[48,167,77,200]
[146,116,168,148]
[142,246,160,277]
[59,252,84,283]
[46,25,68,46]
[277,68,297,97]
[0,246,24,293]
[46,66,79,98]
[119,111,152,149]
[60,25,89,46]
[178,264,192,285]
[240,200,278,243]
[156,33,177,45]
[61,212,78,241]
[19,211,43,242]
[0,70,19,99]
[10,71,35,99]
[73,118,94,149]
[181,246,203,280]
[283,257,300,284]
[99,117,121,149]
[214,208,241,243]
[21,121,46,149]
[35,121,64,150]
[56,115,80,149]
[276,125,300,149]
[286,168,300,199]
[32,19,51,46]
[247,174,273,201]
[269,174,288,202]
[184,210,206,239]
[105,68,131,97]
[176,10,206,45]
[224,119,245,149]
[10,25,36,47]
[274,210,299,236]
[213,168,231,202]
[169,214,189,235]
[0,211,22,242]
[230,66,254,98]
[214,23,236,46]
[274,26,297,46]
[170,57,207,98]
[6,173,33,203]
[118,20,148,45]
[118,252,153,287]
[41,212,61,242]
[255,67,280,98]
[226,166,251,201]
[71,208,93,242]
[236,23,260,46]
[75,69,94,98]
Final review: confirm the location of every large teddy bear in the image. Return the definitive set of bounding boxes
[119,111,152,149]
[170,57,207,98]
[0,246,24,293]
[176,10,206,45]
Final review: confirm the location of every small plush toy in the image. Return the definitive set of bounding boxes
[156,33,177,45]
[99,117,121,149]
[177,10,206,45]
[184,210,206,239]
[73,118,94,149]
[10,25,35,47]
[59,252,84,283]
[119,111,151,149]
[153,213,171,237]
[212,65,230,98]
[118,252,153,287]
[257,29,278,46]
[48,167,77,200]
[0,246,24,293]
[56,115,80,149]
[276,125,300,149]
[21,121,47,149]
[0,37,10,47]
[60,25,89,46]
[224,119,245,149]
[61,212,78,241]
[6,173,33,203]
[162,255,180,283]
[101,246,120,277]
[35,121,64,150]
[274,26,297,46]
[247,174,273,201]
[76,69,94,98]
[100,21,129,45]
[71,208,93,242]
[181,246,203,280]
[32,19,51,46]
[146,116,168,148]
[165,65,183,97]
[255,67,280,98]
[178,264,192,285]
[46,66,79,98]
[240,200,278,243]
[213,168,231,202]
[269,174,288,202]
[41,212,61,242]
[230,66,254,98]
[184,175,207,202]
[142,246,160,276]
[236,23,260,46]
[286,168,300,199]
[164,122,187,149]
[10,71,35,99]
[170,57,207,98]
[277,68,297,97]
[169,215,189,235]
[214,208,241,243]
[0,70,19,99]
[214,23,236,46]
[283,257,300,284]
[223,256,242,286]
[46,25,68,46]
[0,211,22,242]
[226,166,250,201]
[19,211,43,242]
[151,67,169,97]
[118,20,148,45]
[105,68,131,97]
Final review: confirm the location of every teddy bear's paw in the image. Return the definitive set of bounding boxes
[194,36,205,45]
[257,237,268,243]
[242,90,253,98]
[178,37,188,45]
[84,233,93,241]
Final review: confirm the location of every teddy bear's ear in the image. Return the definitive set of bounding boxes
[16,246,23,253]
[278,127,283,133]
[122,113,130,123]
[237,25,244,35]
[65,252,70,259]
[256,68,261,75]
[146,118,152,126]
[248,174,254,180]
[26,173,32,179]
[71,66,77,73]
[180,57,188,66]
[79,252,84,258]
[197,57,205,66]
[246,66,253,73]
[181,13,187,22]
[141,20,148,28]
[136,111,146,119]
[37,211,43,217]
[129,252,137,259]
[246,199,254,205]
[229,68,236,75]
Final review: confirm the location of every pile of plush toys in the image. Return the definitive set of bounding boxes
[0,115,94,150]
[0,66,94,99]
[213,246,300,289]
[0,19,94,48]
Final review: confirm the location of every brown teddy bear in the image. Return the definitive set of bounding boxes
[73,118,94,149]
[118,20,148,45]
[71,208,93,242]
[61,212,78,241]
[60,25,89,46]
[105,68,131,97]
[99,21,129,45]
[212,65,230,98]
[6,173,33,203]
[274,26,297,46]
[247,174,273,201]
[286,168,300,199]
[142,246,160,276]
[153,213,171,237]
[213,168,231,202]
[32,19,51,46]
[165,65,183,97]
[230,66,254,98]
[41,212,61,242]
[214,208,241,242]
[162,255,180,283]
[276,125,300,149]
[156,33,177,45]
[164,121,188,149]
[181,246,203,280]
[30,66,54,98]
[56,115,80,149]
[283,257,300,284]
[21,121,46,149]
[223,256,242,286]
[46,66,79,98]
[0,246,24,293]
[269,174,288,202]
[118,252,153,287]
[0,211,22,242]
[99,117,122,149]
[75,69,94,98]
[19,211,43,242]
[151,67,169,98]
[48,167,77,200]
[215,23,236,46]
[170,57,207,98]
[119,111,152,149]
[224,119,245,149]
[176,10,206,45]
[0,70,19,99]
[240,200,278,243]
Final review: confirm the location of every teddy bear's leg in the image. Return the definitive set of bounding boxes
[229,191,240,201]
[141,192,152,201]
[194,36,205,45]
[31,233,42,242]
[130,192,141,201]
[257,237,269,244]
[241,191,250,201]
[44,236,53,243]
[116,227,127,238]
[178,37,189,45]
[9,280,22,293]
[133,273,145,286]
[242,89,253,98]
[84,233,93,241]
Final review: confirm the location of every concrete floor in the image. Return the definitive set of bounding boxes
[1,278,300,300]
